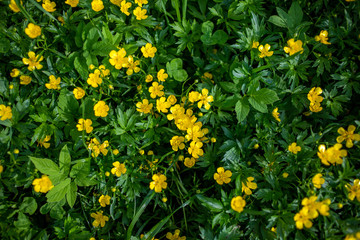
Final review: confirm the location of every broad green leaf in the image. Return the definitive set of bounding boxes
[70,158,90,178]
[235,98,250,122]
[66,182,77,208]
[74,55,88,80]
[196,194,223,212]
[268,16,287,28]
[14,212,31,230]
[219,82,238,93]
[288,2,303,26]
[30,157,60,176]
[173,69,188,82]
[20,197,37,215]
[212,30,228,44]
[251,88,279,104]
[46,178,71,203]
[59,145,71,175]
[249,97,268,113]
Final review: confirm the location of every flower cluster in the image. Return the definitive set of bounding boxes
[32,175,54,193]
[109,48,140,76]
[307,87,323,113]
[88,138,109,157]
[294,195,331,229]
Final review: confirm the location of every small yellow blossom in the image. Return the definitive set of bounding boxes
[14,149,19,154]
[294,208,313,229]
[105,171,110,177]
[258,44,274,58]
[76,119,93,133]
[141,43,157,58]
[288,142,301,154]
[139,149,145,155]
[272,108,280,122]
[344,232,360,240]
[145,74,153,82]
[111,161,127,177]
[38,135,51,148]
[149,82,164,98]
[317,144,347,166]
[32,175,54,193]
[0,165,3,174]
[0,105,13,121]
[20,75,32,85]
[133,7,148,20]
[252,41,259,49]
[136,99,153,114]
[170,136,185,151]
[87,70,102,88]
[125,55,140,76]
[25,23,41,39]
[166,229,186,240]
[120,0,132,15]
[312,173,325,188]
[197,88,214,110]
[346,179,360,202]
[91,0,104,12]
[211,137,216,143]
[213,167,232,185]
[156,97,171,113]
[135,0,148,7]
[91,211,109,227]
[109,48,127,69]
[242,177,257,195]
[336,125,360,148]
[94,101,109,117]
[113,149,119,155]
[184,157,196,168]
[150,173,167,193]
[282,172,289,178]
[188,141,204,158]
[9,0,21,13]
[10,68,20,78]
[189,91,200,103]
[73,87,85,99]
[284,39,304,55]
[22,51,43,71]
[45,75,61,90]
[110,0,122,6]
[231,196,246,213]
[65,0,79,7]
[157,69,168,82]
[167,95,177,106]
[315,30,331,45]
[99,195,111,207]
[42,0,56,12]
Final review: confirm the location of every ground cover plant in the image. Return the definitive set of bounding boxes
[0,0,360,239]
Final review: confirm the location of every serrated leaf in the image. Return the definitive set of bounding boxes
[268,16,287,28]
[66,182,77,208]
[252,88,279,104]
[235,99,250,122]
[30,157,60,176]
[59,145,71,176]
[249,97,268,113]
[46,178,71,203]
[196,194,223,212]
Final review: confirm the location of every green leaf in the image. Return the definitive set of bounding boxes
[173,69,188,82]
[219,82,238,93]
[70,158,90,178]
[46,178,71,203]
[288,2,303,26]
[29,157,60,176]
[74,55,89,80]
[235,98,250,122]
[91,41,116,56]
[20,197,37,215]
[251,88,279,104]
[66,182,77,208]
[212,30,228,45]
[196,194,223,212]
[59,145,71,176]
[268,16,287,28]
[249,97,268,113]
[14,212,31,230]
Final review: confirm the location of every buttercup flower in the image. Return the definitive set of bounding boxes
[184,157,196,168]
[10,68,20,78]
[284,39,304,55]
[272,108,280,122]
[307,87,323,103]
[252,41,259,49]
[25,23,41,39]
[344,232,360,240]
[346,179,360,202]
[136,99,153,114]
[99,195,111,207]
[109,48,127,69]
[231,196,246,213]
[65,0,79,7]
[156,97,171,113]
[110,0,122,6]
[22,51,44,71]
[42,0,56,12]
[125,55,140,76]
[45,75,61,90]
[91,0,104,12]
[9,0,21,12]
[145,74,153,82]
[149,82,164,98]
[0,105,12,121]
[315,30,331,45]
[189,91,200,103]
[38,135,51,148]
[120,1,132,16]
[32,175,54,193]
[188,141,204,158]
[150,173,167,193]
[20,75,32,85]
[133,7,148,20]
[213,167,232,185]
[73,87,85,99]
[170,136,185,151]
[0,165,3,174]
[76,119,93,133]
[294,208,313,229]
[166,229,186,240]
[336,125,360,148]
[135,0,148,7]
[167,95,177,105]
[111,161,127,177]
[141,43,157,58]
[94,101,109,117]
[258,44,274,58]
[242,177,257,195]
[157,69,168,82]
[197,88,213,110]
[91,211,109,227]
[317,143,347,166]
[87,70,102,87]
[312,173,325,189]
[288,142,301,154]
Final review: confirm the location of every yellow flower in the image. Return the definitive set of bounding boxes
[98,65,110,77]
[170,136,185,151]
[14,149,19,154]
[65,0,79,7]
[0,165,3,174]
[211,137,216,143]
[145,74,153,82]
[242,177,257,195]
[284,39,304,55]
[38,135,51,148]
[94,101,109,117]
[197,88,214,110]
[25,23,41,39]
[346,179,360,202]
[315,30,330,45]
[149,82,164,98]
[42,0,56,12]
[113,149,119,155]
[157,69,168,82]
[125,55,140,76]
[185,124,204,142]
[272,108,280,122]
[294,208,313,229]
[166,229,186,240]
[317,143,347,166]
[91,0,104,12]
[110,0,122,6]
[167,95,177,106]
[307,87,323,103]
[156,97,171,113]
[231,196,246,213]
[111,161,127,177]
[135,0,148,7]
[258,44,274,58]
[45,75,61,90]
[120,0,132,16]
[288,142,301,154]
[0,105,12,121]
[19,75,32,85]
[32,175,54,193]
[188,141,204,158]
[141,43,157,58]
[99,195,111,207]
[87,70,102,87]
[213,167,232,185]
[9,0,22,13]
[22,51,43,71]
[10,68,20,78]
[109,48,127,69]
[336,125,360,148]
[88,139,109,157]
[188,91,200,103]
[91,211,109,227]
[201,72,213,80]
[345,232,360,240]
[139,149,145,155]
[73,87,85,99]
[184,157,196,168]
[309,101,322,113]
[149,173,167,193]
[282,172,289,178]
[58,16,65,25]
[136,99,153,114]
[252,41,259,49]
[76,119,93,133]
[312,173,325,189]
[133,7,148,20]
